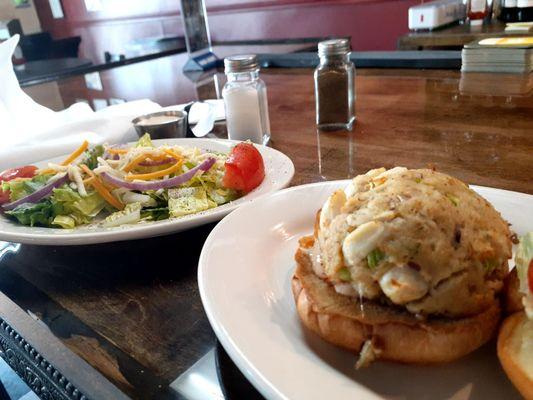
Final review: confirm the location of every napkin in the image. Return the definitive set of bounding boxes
[0,35,161,169]
[0,35,226,170]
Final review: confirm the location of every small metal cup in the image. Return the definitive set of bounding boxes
[132,110,188,139]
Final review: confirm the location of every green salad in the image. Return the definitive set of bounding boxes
[0,135,265,229]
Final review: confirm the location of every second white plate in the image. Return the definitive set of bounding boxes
[199,180,532,400]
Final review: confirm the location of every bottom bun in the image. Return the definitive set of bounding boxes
[292,236,501,365]
[497,312,533,400]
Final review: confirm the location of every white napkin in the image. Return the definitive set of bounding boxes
[0,35,161,169]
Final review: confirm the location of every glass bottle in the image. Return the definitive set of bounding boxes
[314,38,356,131]
[500,0,518,21]
[468,0,489,24]
[222,55,271,145]
[516,0,533,21]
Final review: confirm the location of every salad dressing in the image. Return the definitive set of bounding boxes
[136,115,181,126]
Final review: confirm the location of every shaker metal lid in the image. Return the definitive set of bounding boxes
[224,54,259,73]
[318,38,351,56]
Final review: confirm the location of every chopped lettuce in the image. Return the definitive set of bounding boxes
[168,187,214,218]
[516,232,533,295]
[184,161,196,169]
[141,207,169,221]
[103,202,142,227]
[121,191,157,207]
[2,174,53,202]
[136,133,154,148]
[205,185,238,205]
[51,187,106,225]
[5,199,55,227]
[183,167,237,206]
[82,145,104,170]
[4,185,106,228]
[6,185,106,228]
[52,215,76,229]
[145,190,168,207]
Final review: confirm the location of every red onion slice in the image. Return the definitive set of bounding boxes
[138,157,176,167]
[2,174,69,211]
[100,157,216,191]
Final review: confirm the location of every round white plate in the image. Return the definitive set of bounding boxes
[199,180,532,400]
[0,138,294,245]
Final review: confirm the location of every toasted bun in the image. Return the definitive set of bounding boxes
[292,236,501,364]
[497,312,533,400]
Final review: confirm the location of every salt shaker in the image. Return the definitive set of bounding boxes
[314,39,356,130]
[222,55,271,145]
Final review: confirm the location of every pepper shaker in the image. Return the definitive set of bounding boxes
[314,39,356,131]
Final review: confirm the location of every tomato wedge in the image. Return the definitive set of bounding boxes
[0,190,9,204]
[223,143,265,193]
[527,258,533,293]
[0,165,38,205]
[0,166,37,181]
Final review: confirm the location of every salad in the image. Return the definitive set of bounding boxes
[515,232,533,318]
[0,135,265,229]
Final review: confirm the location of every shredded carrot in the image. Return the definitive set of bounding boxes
[61,140,89,166]
[37,141,89,176]
[162,148,182,160]
[80,165,124,210]
[39,166,72,175]
[123,153,150,172]
[107,148,129,155]
[125,161,182,181]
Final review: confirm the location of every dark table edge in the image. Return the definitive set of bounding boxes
[18,46,187,88]
[0,291,129,400]
[257,50,462,69]
[18,36,327,87]
[19,45,462,88]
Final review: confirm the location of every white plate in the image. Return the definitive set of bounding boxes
[199,180,533,400]
[0,139,294,245]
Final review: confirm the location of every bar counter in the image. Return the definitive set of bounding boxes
[1,50,532,399]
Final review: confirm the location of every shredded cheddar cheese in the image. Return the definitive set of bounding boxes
[80,165,124,210]
[107,148,128,155]
[125,161,183,181]
[61,140,89,166]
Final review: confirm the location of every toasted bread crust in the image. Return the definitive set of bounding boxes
[292,236,501,364]
[497,312,533,400]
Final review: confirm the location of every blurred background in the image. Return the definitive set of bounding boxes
[0,0,425,112]
[1,0,418,63]
[0,0,530,114]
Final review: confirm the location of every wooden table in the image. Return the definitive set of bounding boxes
[398,20,531,50]
[1,51,532,400]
